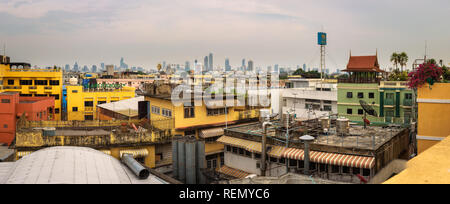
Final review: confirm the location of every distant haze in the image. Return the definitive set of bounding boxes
[1,0,449,71]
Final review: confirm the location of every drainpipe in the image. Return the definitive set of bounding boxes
[262,118,273,177]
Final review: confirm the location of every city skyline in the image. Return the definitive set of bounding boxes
[0,0,449,71]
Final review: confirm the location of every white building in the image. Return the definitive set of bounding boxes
[281,79,337,119]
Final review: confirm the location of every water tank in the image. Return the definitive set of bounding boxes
[259,109,271,122]
[42,127,56,137]
[320,117,330,130]
[69,77,78,85]
[336,118,350,136]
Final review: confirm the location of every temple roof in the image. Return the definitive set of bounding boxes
[344,55,384,73]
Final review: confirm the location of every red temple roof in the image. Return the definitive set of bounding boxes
[344,55,384,72]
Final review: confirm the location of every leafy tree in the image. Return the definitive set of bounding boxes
[391,53,400,70]
[399,52,409,72]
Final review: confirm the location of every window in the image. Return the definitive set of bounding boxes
[289,159,298,167]
[347,109,353,115]
[369,93,375,99]
[20,80,32,85]
[363,169,371,177]
[279,158,286,165]
[352,167,361,175]
[151,106,160,115]
[270,157,278,163]
[49,80,60,86]
[343,166,350,174]
[323,100,332,104]
[386,93,394,99]
[20,94,32,97]
[50,95,60,100]
[55,109,60,114]
[84,115,94,121]
[347,92,353,98]
[238,148,244,155]
[97,101,107,105]
[207,108,226,116]
[184,106,195,118]
[1,99,10,103]
[8,80,14,85]
[226,146,231,152]
[72,107,78,112]
[405,93,413,100]
[35,80,48,85]
[35,94,47,97]
[358,92,364,99]
[331,165,340,173]
[162,109,172,118]
[3,124,8,129]
[254,153,261,159]
[232,147,238,154]
[358,109,364,115]
[84,101,94,107]
[72,90,78,93]
[324,105,332,111]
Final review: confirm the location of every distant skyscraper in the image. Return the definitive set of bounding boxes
[248,60,254,71]
[209,53,213,71]
[101,63,105,71]
[204,56,209,72]
[274,64,279,73]
[82,65,89,72]
[242,59,246,70]
[303,64,307,71]
[73,62,79,72]
[185,61,190,72]
[65,64,70,72]
[92,65,97,73]
[225,58,231,72]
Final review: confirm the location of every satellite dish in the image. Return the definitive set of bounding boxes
[359,100,378,129]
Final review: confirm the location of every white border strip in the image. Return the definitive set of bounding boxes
[417,135,446,141]
[417,99,450,104]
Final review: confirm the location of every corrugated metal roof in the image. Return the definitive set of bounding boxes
[97,96,144,115]
[0,146,167,184]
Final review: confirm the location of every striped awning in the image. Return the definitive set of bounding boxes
[200,128,224,139]
[100,150,111,155]
[120,149,149,158]
[268,146,287,159]
[16,151,33,158]
[217,166,250,179]
[217,136,262,153]
[281,147,375,169]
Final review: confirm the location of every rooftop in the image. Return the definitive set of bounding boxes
[224,173,348,184]
[97,96,144,117]
[384,136,450,184]
[344,55,384,73]
[0,146,168,184]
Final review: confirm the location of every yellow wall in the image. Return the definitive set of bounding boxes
[66,86,135,121]
[0,64,63,120]
[417,83,450,153]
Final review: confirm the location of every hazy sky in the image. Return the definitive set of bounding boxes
[1,0,449,71]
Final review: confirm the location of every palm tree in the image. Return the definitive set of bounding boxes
[399,52,409,72]
[391,53,400,70]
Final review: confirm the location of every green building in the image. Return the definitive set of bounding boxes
[337,54,413,125]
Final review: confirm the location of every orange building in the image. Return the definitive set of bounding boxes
[0,92,55,145]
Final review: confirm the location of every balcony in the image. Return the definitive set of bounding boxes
[85,107,94,112]
[44,87,53,92]
[338,78,381,84]
[385,99,395,106]
[4,86,22,90]
[403,99,413,107]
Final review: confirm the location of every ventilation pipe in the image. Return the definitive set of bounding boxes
[300,135,315,175]
[261,116,272,177]
[122,154,150,179]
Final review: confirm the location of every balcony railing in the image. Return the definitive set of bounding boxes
[338,78,381,84]
[4,86,22,90]
[385,99,395,106]
[403,99,413,106]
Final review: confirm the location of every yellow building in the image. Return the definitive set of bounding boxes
[145,87,267,171]
[0,58,63,120]
[66,85,136,121]
[417,83,450,153]
[384,136,450,184]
